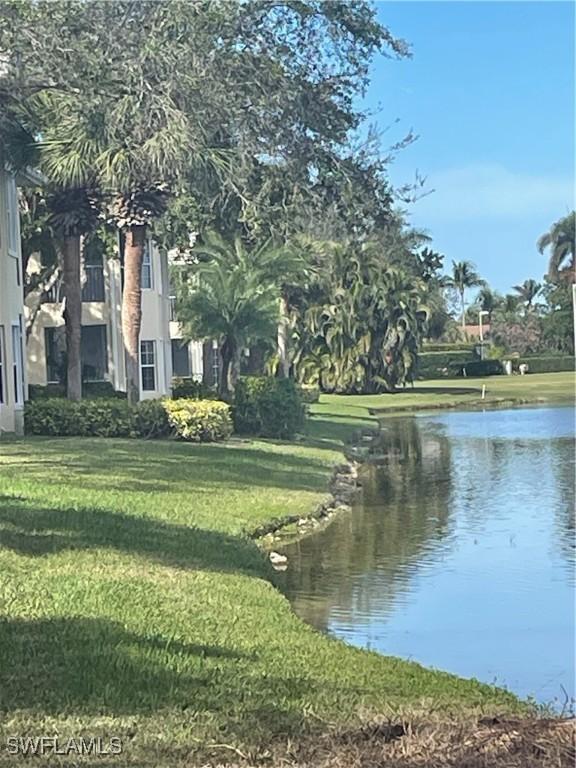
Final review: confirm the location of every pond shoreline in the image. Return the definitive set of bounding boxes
[280,400,575,710]
[257,381,573,549]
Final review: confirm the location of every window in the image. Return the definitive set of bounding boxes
[81,325,108,381]
[5,174,19,257]
[141,243,153,289]
[82,244,105,302]
[45,327,66,384]
[171,339,190,377]
[0,326,5,404]
[11,320,24,405]
[140,340,156,391]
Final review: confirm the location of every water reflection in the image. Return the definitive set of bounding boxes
[281,406,575,703]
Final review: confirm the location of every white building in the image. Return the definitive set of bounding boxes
[26,238,174,399]
[0,167,27,435]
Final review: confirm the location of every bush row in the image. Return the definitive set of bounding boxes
[514,355,574,374]
[456,359,503,377]
[233,376,304,439]
[421,343,476,353]
[417,350,478,379]
[24,397,232,442]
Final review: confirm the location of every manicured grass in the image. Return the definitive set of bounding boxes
[0,408,531,764]
[308,372,574,443]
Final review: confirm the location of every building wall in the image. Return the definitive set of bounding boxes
[0,168,27,435]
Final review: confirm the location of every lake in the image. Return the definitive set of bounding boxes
[280,405,575,706]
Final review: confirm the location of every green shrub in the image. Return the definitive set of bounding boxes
[422,343,476,353]
[25,396,233,442]
[133,399,170,438]
[172,377,216,400]
[455,359,504,377]
[163,399,232,442]
[25,398,134,437]
[234,377,304,439]
[298,384,320,404]
[83,381,126,399]
[513,355,575,374]
[417,350,479,379]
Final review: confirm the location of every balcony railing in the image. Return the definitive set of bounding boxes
[42,282,64,304]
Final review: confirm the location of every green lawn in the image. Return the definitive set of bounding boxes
[309,371,574,442]
[2,373,572,765]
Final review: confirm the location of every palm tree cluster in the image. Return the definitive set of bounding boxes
[175,228,435,396]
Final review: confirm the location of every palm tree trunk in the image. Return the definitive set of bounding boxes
[277,294,290,378]
[219,337,238,399]
[461,289,466,332]
[62,234,82,401]
[122,224,146,404]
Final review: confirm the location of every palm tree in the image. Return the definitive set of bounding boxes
[476,285,501,320]
[448,260,484,331]
[513,278,541,310]
[46,188,101,400]
[176,234,281,398]
[538,211,575,282]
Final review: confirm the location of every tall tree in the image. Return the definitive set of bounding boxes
[448,261,484,331]
[3,0,408,400]
[537,211,575,282]
[513,278,541,310]
[46,188,101,400]
[298,240,426,393]
[476,285,501,320]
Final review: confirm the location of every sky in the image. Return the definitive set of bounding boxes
[363,1,575,292]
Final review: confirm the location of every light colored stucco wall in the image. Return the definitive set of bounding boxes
[0,168,27,435]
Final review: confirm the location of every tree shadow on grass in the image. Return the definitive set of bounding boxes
[0,494,268,577]
[4,439,333,494]
[0,615,327,748]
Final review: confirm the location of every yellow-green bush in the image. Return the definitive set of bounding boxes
[163,399,232,442]
[25,397,231,442]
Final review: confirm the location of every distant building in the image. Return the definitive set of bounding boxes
[462,323,491,341]
[0,166,28,435]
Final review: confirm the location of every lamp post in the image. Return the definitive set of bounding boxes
[479,310,489,360]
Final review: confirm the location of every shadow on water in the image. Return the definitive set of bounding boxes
[281,417,455,631]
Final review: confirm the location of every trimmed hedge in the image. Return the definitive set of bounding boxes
[25,397,231,442]
[25,398,135,437]
[164,399,232,442]
[234,376,304,439]
[417,350,478,379]
[514,355,575,374]
[422,343,476,353]
[456,359,503,377]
